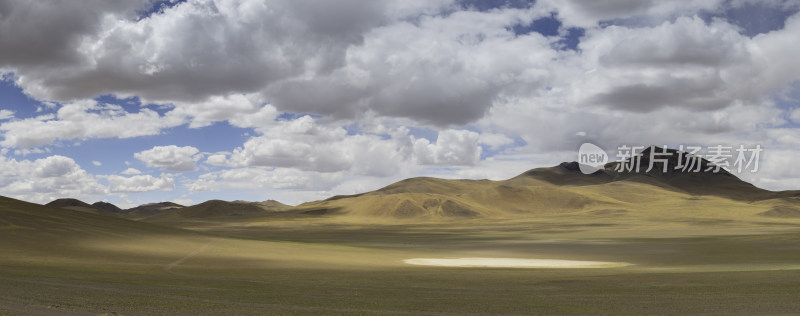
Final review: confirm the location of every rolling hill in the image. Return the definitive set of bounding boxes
[1,196,192,244]
[290,146,800,222]
[4,148,800,315]
[45,198,186,218]
[37,146,800,226]
[141,199,290,223]
[124,201,186,218]
[45,198,121,216]
[92,201,124,213]
[45,198,95,209]
[602,146,785,201]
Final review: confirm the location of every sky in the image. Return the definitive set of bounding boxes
[1,0,800,208]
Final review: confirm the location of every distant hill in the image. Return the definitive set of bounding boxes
[45,198,120,216]
[513,161,614,186]
[251,199,291,211]
[512,146,797,202]
[37,146,800,224]
[44,199,292,221]
[2,196,191,243]
[124,202,185,218]
[601,146,782,201]
[92,201,124,213]
[46,198,94,209]
[292,146,799,221]
[141,199,290,223]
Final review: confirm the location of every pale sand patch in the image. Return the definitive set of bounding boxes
[404,257,632,268]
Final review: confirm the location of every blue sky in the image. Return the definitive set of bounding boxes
[1,0,800,207]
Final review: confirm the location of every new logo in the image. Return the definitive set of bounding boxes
[578,143,608,175]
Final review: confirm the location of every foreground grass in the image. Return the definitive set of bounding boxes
[3,196,800,315]
[3,229,800,315]
[2,259,800,315]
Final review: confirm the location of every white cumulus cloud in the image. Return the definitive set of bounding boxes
[121,167,142,175]
[0,154,106,203]
[0,100,184,148]
[414,129,482,166]
[0,109,13,121]
[1,0,800,202]
[134,145,200,171]
[105,173,175,193]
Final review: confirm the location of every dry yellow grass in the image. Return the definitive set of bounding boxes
[3,158,800,315]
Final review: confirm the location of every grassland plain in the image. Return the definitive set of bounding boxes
[4,156,800,315]
[3,194,800,315]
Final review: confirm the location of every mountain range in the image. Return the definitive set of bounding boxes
[37,146,800,224]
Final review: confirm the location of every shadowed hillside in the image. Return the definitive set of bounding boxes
[124,202,185,218]
[38,147,800,224]
[142,199,290,222]
[92,201,124,213]
[46,198,94,209]
[601,146,785,201]
[45,198,120,216]
[2,196,191,243]
[290,146,799,221]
